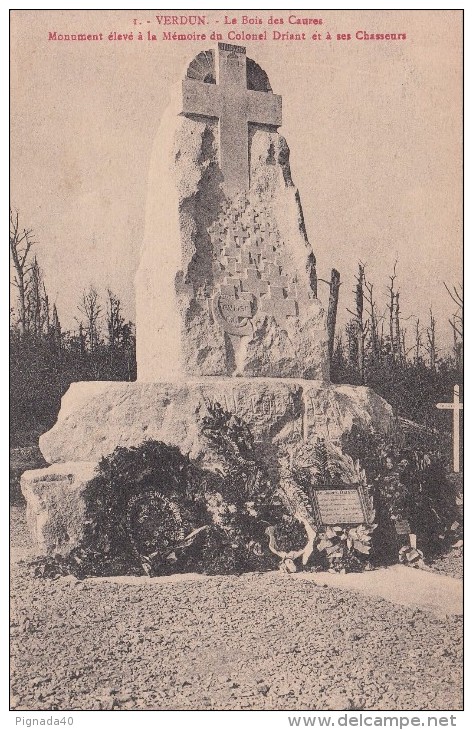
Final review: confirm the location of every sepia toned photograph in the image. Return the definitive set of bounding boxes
[10,8,463,714]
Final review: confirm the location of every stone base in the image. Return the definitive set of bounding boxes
[39,378,393,465]
[25,378,393,557]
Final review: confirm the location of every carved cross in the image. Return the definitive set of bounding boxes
[263,286,297,317]
[181,43,282,199]
[436,384,463,472]
[241,268,269,297]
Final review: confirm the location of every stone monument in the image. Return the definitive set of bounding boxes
[136,42,327,381]
[21,44,393,556]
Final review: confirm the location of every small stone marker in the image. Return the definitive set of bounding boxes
[394,519,417,550]
[394,518,411,536]
[436,384,463,472]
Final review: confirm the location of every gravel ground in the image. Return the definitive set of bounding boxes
[10,505,463,711]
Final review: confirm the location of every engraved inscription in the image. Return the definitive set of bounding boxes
[313,489,366,526]
[203,389,304,441]
[220,297,252,317]
[250,392,298,418]
[211,292,256,335]
[205,390,238,414]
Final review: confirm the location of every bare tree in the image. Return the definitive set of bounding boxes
[10,208,35,336]
[414,318,423,364]
[394,292,402,363]
[346,320,358,372]
[26,256,50,338]
[444,282,463,369]
[363,277,382,366]
[106,289,125,349]
[400,326,408,362]
[387,261,399,363]
[51,303,62,350]
[326,269,341,365]
[425,307,438,371]
[347,264,368,383]
[43,284,51,336]
[78,322,86,356]
[77,286,102,352]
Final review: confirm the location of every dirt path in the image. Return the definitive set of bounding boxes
[292,565,462,618]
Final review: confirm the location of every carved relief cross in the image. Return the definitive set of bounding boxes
[181,43,282,198]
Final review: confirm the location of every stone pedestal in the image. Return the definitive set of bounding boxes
[39,379,392,466]
[21,378,393,556]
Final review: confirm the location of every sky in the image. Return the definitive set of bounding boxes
[10,9,462,354]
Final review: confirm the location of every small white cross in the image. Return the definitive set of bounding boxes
[436,384,463,472]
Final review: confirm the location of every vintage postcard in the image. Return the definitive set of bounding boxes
[10,8,463,716]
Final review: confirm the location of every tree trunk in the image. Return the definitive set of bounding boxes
[394,292,402,364]
[356,265,365,383]
[326,268,340,365]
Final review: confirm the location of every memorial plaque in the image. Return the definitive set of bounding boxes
[310,487,368,526]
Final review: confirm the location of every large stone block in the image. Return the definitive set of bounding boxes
[27,380,393,558]
[39,379,393,466]
[20,462,97,556]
